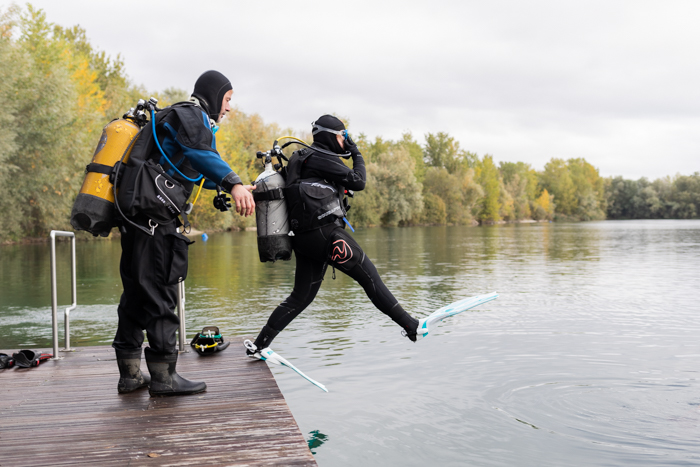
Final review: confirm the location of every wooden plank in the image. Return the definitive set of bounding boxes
[0,345,317,467]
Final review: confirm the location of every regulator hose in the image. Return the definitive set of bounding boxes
[151,109,204,183]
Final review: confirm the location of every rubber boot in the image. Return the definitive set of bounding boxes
[116,348,151,394]
[144,348,206,397]
[251,325,279,353]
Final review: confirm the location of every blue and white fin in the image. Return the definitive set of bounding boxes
[244,340,328,393]
[415,291,498,340]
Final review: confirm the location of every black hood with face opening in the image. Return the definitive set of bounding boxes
[312,114,345,154]
[191,70,232,121]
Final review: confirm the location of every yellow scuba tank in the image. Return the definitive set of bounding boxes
[70,117,141,236]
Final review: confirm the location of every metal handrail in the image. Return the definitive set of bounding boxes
[49,230,188,355]
[49,230,77,359]
[177,280,188,352]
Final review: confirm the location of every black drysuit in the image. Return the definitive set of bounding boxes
[113,104,240,358]
[256,147,417,346]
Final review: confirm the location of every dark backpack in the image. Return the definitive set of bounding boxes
[113,104,195,235]
[283,148,346,233]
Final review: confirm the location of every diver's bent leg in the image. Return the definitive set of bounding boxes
[329,229,419,339]
[347,255,419,339]
[252,255,326,350]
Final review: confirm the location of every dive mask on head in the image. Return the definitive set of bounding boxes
[312,121,348,141]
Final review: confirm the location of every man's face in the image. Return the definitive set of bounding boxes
[218,89,233,122]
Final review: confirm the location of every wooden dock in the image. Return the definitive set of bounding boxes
[0,344,317,466]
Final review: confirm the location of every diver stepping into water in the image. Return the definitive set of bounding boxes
[246,115,422,357]
[247,117,500,391]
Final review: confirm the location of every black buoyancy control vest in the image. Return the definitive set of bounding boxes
[284,148,346,233]
[115,102,204,225]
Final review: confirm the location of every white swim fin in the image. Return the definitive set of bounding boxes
[415,291,498,340]
[244,340,328,393]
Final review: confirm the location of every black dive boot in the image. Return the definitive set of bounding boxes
[245,325,279,358]
[144,348,206,397]
[390,304,420,342]
[116,348,151,394]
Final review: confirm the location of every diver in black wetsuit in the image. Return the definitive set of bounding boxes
[247,115,420,354]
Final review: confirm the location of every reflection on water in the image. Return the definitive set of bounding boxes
[307,430,329,455]
[1,220,699,466]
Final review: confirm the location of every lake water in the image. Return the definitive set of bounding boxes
[1,220,699,466]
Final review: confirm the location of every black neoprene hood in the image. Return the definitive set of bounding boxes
[312,114,346,154]
[191,70,233,121]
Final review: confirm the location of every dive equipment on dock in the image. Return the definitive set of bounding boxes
[0,353,15,369]
[11,350,53,368]
[190,326,231,356]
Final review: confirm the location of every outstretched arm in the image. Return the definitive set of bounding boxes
[221,174,256,217]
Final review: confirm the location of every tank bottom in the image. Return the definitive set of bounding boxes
[70,194,114,237]
[258,235,292,262]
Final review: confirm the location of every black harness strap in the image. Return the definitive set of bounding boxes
[86,162,113,175]
[253,188,285,202]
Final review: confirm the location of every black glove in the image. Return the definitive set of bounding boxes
[344,134,361,158]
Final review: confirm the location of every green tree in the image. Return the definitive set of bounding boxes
[2,6,86,237]
[398,132,426,183]
[567,158,605,220]
[539,158,576,216]
[423,132,477,173]
[669,173,700,218]
[0,5,138,241]
[474,155,501,222]
[351,145,423,227]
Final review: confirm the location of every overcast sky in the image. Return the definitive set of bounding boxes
[4,0,699,179]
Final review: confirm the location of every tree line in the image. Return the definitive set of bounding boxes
[0,6,698,242]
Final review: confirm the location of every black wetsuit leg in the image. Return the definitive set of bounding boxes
[262,252,327,335]
[112,223,189,355]
[325,226,417,333]
[256,223,417,348]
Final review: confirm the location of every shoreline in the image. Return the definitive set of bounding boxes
[0,219,554,245]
